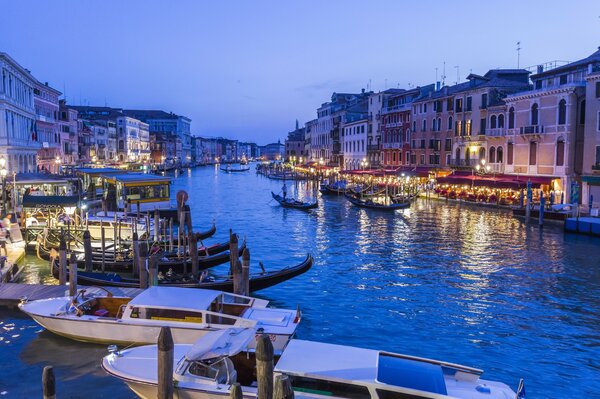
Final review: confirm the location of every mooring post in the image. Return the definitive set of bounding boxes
[256,334,274,399]
[146,212,151,240]
[539,193,545,227]
[178,206,185,257]
[157,326,174,399]
[240,248,250,296]
[132,232,140,279]
[154,210,160,241]
[190,232,199,278]
[169,218,174,253]
[83,230,93,272]
[230,383,243,399]
[149,253,159,287]
[42,365,56,399]
[274,375,294,399]
[69,252,77,297]
[113,213,118,259]
[58,237,67,286]
[139,241,148,289]
[229,232,239,276]
[100,226,106,273]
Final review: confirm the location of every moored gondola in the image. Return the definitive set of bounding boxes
[271,192,318,210]
[344,193,410,211]
[52,254,313,292]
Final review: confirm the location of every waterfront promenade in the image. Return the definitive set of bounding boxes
[1,166,599,397]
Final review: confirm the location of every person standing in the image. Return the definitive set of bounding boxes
[2,214,11,243]
[0,222,7,257]
[282,182,287,200]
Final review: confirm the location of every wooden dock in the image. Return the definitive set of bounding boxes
[0,283,144,309]
[0,240,26,283]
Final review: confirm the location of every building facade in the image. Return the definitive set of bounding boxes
[34,81,61,173]
[58,100,79,165]
[0,53,41,173]
[342,118,368,170]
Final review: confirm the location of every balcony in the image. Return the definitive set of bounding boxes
[367,144,382,151]
[487,128,506,137]
[520,125,544,135]
[448,159,477,167]
[382,143,401,149]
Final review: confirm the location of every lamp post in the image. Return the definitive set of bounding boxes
[64,205,77,252]
[55,156,61,175]
[0,157,7,214]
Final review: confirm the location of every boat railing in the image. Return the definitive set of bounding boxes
[378,351,483,376]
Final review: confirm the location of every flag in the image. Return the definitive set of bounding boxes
[516,378,526,398]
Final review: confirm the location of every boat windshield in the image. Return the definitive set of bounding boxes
[187,357,235,384]
[209,294,253,317]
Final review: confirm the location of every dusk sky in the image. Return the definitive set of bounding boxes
[2,0,599,144]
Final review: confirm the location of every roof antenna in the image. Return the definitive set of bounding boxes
[454,66,460,85]
[516,41,522,68]
[435,67,438,85]
[441,62,446,86]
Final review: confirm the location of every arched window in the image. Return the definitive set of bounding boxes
[437,118,441,132]
[489,147,496,163]
[478,147,485,161]
[506,143,513,165]
[498,114,505,128]
[508,107,515,129]
[558,99,566,125]
[405,129,410,143]
[556,139,565,166]
[531,103,539,126]
[432,119,437,131]
[490,115,497,129]
[465,148,471,163]
[455,147,460,162]
[448,116,453,130]
[529,141,537,165]
[580,100,586,124]
[497,147,503,163]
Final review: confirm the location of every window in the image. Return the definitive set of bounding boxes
[455,98,463,112]
[420,139,425,149]
[455,147,461,162]
[465,119,471,135]
[466,96,472,111]
[560,75,567,85]
[598,111,600,131]
[289,375,371,399]
[508,107,515,129]
[447,98,454,111]
[478,147,485,161]
[412,121,416,132]
[498,114,505,128]
[481,93,488,109]
[535,80,542,90]
[531,103,539,126]
[529,141,537,165]
[558,100,567,125]
[432,119,436,131]
[424,103,427,113]
[580,100,586,124]
[448,116,453,130]
[129,307,203,322]
[507,143,513,165]
[455,120,461,136]
[596,82,600,98]
[437,118,441,132]
[489,147,496,163]
[497,146,503,163]
[490,115,497,129]
[556,140,565,166]
[419,154,425,164]
[596,146,600,165]
[422,120,426,132]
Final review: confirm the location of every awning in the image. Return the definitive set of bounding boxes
[436,173,557,189]
[582,175,600,185]
[22,195,79,208]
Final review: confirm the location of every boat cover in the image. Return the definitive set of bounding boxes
[185,328,255,361]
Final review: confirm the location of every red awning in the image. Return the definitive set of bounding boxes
[437,173,557,189]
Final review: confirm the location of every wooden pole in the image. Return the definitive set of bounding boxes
[154,210,160,241]
[100,226,106,273]
[139,241,148,289]
[42,365,56,399]
[113,213,118,259]
[240,248,250,296]
[230,383,243,399]
[190,232,198,278]
[256,334,274,399]
[169,218,173,253]
[229,232,239,276]
[146,212,150,240]
[132,232,140,279]
[178,206,185,257]
[274,375,294,399]
[149,253,159,286]
[58,237,67,286]
[157,326,174,399]
[68,252,77,297]
[83,230,93,272]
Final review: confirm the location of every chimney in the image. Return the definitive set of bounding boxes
[436,81,441,91]
[361,88,365,94]
[537,65,544,74]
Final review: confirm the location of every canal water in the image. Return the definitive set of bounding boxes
[2,164,599,398]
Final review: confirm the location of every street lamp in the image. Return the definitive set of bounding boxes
[64,205,77,251]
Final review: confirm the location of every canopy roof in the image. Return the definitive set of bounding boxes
[436,172,556,189]
[128,286,220,311]
[105,173,172,184]
[185,328,255,361]
[22,195,79,208]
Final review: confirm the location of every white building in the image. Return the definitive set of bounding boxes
[116,116,150,163]
[0,53,41,173]
[342,118,368,170]
[34,81,61,173]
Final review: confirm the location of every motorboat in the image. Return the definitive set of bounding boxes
[103,328,523,399]
[19,286,300,350]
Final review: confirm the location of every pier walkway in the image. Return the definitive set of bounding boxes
[0,240,26,283]
[0,283,143,309]
[564,217,600,236]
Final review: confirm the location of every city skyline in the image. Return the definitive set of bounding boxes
[1,0,599,142]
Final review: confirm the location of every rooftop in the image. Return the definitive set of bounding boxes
[107,173,173,183]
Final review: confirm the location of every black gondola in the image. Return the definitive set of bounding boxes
[52,254,313,292]
[271,192,318,210]
[221,166,250,173]
[344,193,410,211]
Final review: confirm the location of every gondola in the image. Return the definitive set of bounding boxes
[271,192,318,210]
[220,166,250,173]
[344,193,410,211]
[51,241,246,274]
[319,182,347,195]
[52,253,313,292]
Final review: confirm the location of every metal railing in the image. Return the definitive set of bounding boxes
[520,125,544,134]
[487,128,506,137]
[448,159,477,167]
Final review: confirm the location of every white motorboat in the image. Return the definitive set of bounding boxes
[103,328,523,399]
[19,286,299,351]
